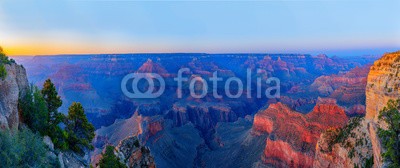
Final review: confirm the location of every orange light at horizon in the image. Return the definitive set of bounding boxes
[4,45,103,56]
[2,43,144,56]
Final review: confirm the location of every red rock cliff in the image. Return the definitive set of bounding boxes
[253,98,348,167]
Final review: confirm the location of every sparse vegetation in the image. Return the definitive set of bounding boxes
[364,156,374,168]
[336,117,362,144]
[65,102,95,154]
[348,148,355,159]
[378,99,400,168]
[0,47,14,64]
[0,64,6,80]
[0,46,12,80]
[98,145,127,168]
[324,117,363,153]
[0,127,57,167]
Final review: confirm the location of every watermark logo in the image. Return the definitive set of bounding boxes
[121,73,165,98]
[121,68,280,99]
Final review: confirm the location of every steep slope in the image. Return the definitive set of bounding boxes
[365,51,400,167]
[0,62,28,129]
[366,51,400,121]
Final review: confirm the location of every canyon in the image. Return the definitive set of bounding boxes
[10,52,396,167]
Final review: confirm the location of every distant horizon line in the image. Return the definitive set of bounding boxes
[8,51,393,58]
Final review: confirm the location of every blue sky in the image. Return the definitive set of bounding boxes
[0,0,399,56]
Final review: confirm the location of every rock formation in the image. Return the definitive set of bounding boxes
[253,98,348,167]
[313,51,400,168]
[311,65,370,107]
[365,51,400,167]
[313,118,373,168]
[115,136,156,168]
[0,62,28,129]
[366,51,400,121]
[137,59,172,77]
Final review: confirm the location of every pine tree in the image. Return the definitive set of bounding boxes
[41,79,63,127]
[98,145,126,168]
[40,79,69,150]
[66,102,95,154]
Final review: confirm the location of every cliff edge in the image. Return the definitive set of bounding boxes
[0,62,29,129]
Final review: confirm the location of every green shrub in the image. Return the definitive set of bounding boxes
[0,47,12,64]
[364,156,374,168]
[0,64,6,80]
[19,85,49,135]
[0,47,15,80]
[0,127,56,167]
[98,145,126,168]
[378,99,400,168]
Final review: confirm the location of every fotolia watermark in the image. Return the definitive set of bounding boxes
[121,68,280,99]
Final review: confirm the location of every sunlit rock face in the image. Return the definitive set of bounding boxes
[365,51,400,167]
[253,98,348,167]
[366,51,400,121]
[0,63,28,129]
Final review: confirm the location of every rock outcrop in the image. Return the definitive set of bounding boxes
[116,136,156,168]
[42,135,90,168]
[253,98,348,167]
[137,59,172,77]
[0,62,28,129]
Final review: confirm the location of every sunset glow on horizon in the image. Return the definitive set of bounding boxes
[1,1,399,56]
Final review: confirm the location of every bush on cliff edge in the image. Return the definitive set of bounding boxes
[0,127,56,167]
[378,99,400,168]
